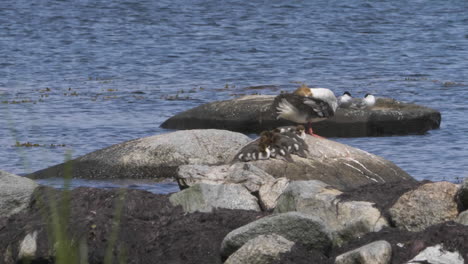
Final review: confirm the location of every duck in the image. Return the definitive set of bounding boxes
[234,131,273,162]
[270,131,308,160]
[273,85,338,137]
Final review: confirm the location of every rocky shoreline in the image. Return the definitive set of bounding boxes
[3,127,468,264]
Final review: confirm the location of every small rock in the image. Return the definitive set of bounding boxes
[169,183,260,213]
[275,180,388,246]
[0,170,38,217]
[389,182,458,232]
[220,212,332,259]
[17,231,38,260]
[456,210,468,225]
[224,234,294,264]
[406,244,464,264]
[335,240,392,264]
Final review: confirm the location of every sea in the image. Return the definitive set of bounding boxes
[1,0,467,193]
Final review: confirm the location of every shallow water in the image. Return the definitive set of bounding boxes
[1,0,467,193]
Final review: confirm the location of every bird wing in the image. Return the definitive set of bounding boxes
[302,97,335,118]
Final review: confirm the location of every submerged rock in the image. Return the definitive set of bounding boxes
[0,170,38,217]
[27,129,250,180]
[161,95,441,137]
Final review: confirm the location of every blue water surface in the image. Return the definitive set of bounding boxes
[1,0,467,193]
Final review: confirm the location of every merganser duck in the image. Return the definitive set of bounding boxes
[273,85,338,137]
[235,131,272,162]
[270,132,308,160]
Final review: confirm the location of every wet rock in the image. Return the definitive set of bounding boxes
[250,136,414,190]
[275,181,388,246]
[0,187,266,264]
[335,240,392,264]
[176,163,275,193]
[389,181,459,232]
[160,95,441,137]
[169,183,260,212]
[224,234,294,264]
[27,129,251,180]
[456,210,468,225]
[220,212,332,259]
[0,170,38,217]
[406,244,464,264]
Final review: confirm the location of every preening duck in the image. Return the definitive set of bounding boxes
[273,85,338,137]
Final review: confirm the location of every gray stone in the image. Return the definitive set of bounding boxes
[224,234,294,264]
[389,182,459,232]
[27,129,251,180]
[160,95,441,137]
[169,183,260,213]
[249,135,414,190]
[407,244,463,264]
[258,177,289,210]
[0,170,38,217]
[456,210,468,225]
[177,163,289,210]
[275,181,388,246]
[220,212,331,259]
[17,231,38,260]
[335,240,392,264]
[176,163,276,193]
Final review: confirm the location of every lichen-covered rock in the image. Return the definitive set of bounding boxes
[389,182,459,232]
[248,135,414,190]
[406,244,464,264]
[224,234,294,264]
[275,181,388,246]
[220,212,331,259]
[161,95,441,137]
[0,170,38,217]
[335,240,392,264]
[27,129,251,180]
[169,183,260,213]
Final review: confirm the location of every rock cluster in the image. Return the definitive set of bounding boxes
[3,125,467,264]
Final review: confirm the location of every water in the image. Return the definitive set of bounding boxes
[1,0,467,193]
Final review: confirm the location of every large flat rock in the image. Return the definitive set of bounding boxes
[247,135,414,190]
[160,95,441,137]
[27,129,251,180]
